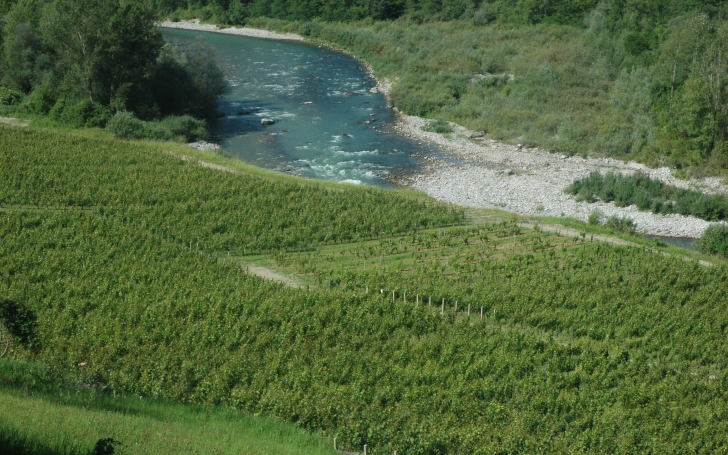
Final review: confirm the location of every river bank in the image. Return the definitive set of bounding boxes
[159,19,304,41]
[160,20,726,238]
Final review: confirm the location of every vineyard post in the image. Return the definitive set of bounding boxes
[468,304,470,316]
[366,286,368,294]
[429,296,431,308]
[333,438,337,451]
[455,301,458,313]
[392,291,395,302]
[404,291,406,303]
[480,306,483,319]
[441,299,444,315]
[364,445,367,455]
[416,294,419,306]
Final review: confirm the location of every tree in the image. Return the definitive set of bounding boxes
[40,0,162,105]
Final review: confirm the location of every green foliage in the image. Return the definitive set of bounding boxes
[587,208,603,225]
[104,111,147,139]
[0,86,21,105]
[0,128,462,253]
[0,0,227,132]
[421,118,453,134]
[698,223,728,257]
[106,111,208,142]
[567,171,728,221]
[0,361,336,455]
[148,43,228,118]
[603,214,636,234]
[51,99,111,128]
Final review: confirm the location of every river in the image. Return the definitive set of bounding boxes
[161,28,442,187]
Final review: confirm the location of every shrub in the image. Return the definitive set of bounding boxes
[422,119,453,134]
[62,99,111,128]
[106,111,148,139]
[698,224,728,258]
[21,82,56,114]
[588,208,604,225]
[0,87,22,106]
[106,111,209,142]
[604,215,636,234]
[160,115,208,142]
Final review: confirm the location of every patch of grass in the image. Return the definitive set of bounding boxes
[0,360,335,455]
[567,171,728,221]
[421,118,453,134]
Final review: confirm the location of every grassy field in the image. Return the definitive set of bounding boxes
[0,360,335,455]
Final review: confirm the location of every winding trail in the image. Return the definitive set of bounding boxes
[245,265,302,288]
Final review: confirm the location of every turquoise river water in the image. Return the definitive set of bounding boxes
[162,28,444,187]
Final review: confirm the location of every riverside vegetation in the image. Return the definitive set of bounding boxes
[161,0,728,175]
[2,125,728,453]
[0,0,227,141]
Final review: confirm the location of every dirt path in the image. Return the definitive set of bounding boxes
[0,117,29,127]
[168,151,243,175]
[245,265,303,288]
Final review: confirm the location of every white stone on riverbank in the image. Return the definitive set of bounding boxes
[188,141,220,151]
[159,19,304,41]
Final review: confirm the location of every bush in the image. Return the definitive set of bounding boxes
[106,111,148,140]
[698,224,728,258]
[160,115,208,142]
[422,119,453,134]
[62,99,111,128]
[106,111,209,142]
[604,215,636,234]
[0,87,22,106]
[567,171,728,222]
[588,208,604,225]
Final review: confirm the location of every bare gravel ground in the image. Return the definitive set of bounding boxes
[159,19,304,41]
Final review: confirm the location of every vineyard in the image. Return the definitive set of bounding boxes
[0,128,463,253]
[2,127,728,453]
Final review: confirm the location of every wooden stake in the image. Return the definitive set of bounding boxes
[404,291,406,303]
[334,438,337,451]
[455,301,458,313]
[468,304,470,316]
[480,306,483,319]
[392,291,395,302]
[441,298,444,315]
[416,294,419,306]
[364,445,367,455]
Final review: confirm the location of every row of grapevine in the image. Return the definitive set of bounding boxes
[0,128,463,253]
[3,209,728,453]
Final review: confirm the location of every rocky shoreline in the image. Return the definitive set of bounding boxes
[161,19,726,238]
[159,19,304,41]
